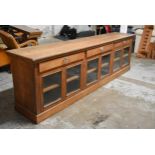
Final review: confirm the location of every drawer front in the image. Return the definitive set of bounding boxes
[87,44,113,57]
[123,39,132,46]
[66,53,85,64]
[87,47,101,58]
[114,41,123,49]
[102,44,113,52]
[39,53,84,72]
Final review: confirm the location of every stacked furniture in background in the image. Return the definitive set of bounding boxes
[136,25,155,59]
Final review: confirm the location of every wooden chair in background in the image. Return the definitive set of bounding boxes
[0,30,38,68]
[0,30,38,50]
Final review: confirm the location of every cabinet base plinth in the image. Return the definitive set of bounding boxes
[15,105,38,124]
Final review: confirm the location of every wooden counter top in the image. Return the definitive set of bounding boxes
[7,33,135,62]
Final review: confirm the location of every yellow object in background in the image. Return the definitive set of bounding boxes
[0,48,10,67]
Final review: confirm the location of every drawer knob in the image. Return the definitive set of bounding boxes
[100,47,104,52]
[64,57,69,64]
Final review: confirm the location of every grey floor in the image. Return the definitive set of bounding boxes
[0,37,155,129]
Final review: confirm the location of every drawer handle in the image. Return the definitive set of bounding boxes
[63,57,69,64]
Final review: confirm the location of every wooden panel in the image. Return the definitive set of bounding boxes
[114,41,123,49]
[123,39,132,46]
[87,44,113,58]
[101,44,113,52]
[39,57,64,72]
[87,47,101,58]
[39,53,84,72]
[11,56,39,114]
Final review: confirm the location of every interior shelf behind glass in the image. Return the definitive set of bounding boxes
[113,50,121,72]
[43,87,61,106]
[67,64,81,94]
[42,72,61,106]
[43,72,61,88]
[123,47,130,66]
[87,58,98,84]
[101,54,110,77]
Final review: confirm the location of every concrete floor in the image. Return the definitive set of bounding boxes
[0,37,155,129]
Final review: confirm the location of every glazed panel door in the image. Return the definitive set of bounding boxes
[86,57,99,85]
[41,70,62,107]
[66,63,82,96]
[122,46,130,66]
[101,53,111,78]
[113,50,122,72]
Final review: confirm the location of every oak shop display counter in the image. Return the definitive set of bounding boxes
[7,32,135,123]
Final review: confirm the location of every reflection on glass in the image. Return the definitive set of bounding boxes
[101,54,110,77]
[113,50,121,71]
[43,72,61,106]
[123,47,130,66]
[67,65,81,94]
[87,58,98,84]
[43,87,61,105]
[43,72,61,88]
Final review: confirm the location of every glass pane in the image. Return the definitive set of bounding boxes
[124,56,129,65]
[67,64,81,94]
[43,72,61,88]
[43,87,61,105]
[101,54,110,77]
[124,47,130,55]
[113,50,121,71]
[123,47,129,66]
[43,72,61,106]
[87,58,98,84]
[67,79,80,94]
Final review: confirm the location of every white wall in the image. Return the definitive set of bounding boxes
[28,25,54,37]
[131,25,144,30]
[70,25,92,33]
[53,25,63,35]
[29,25,143,37]
[28,25,92,37]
